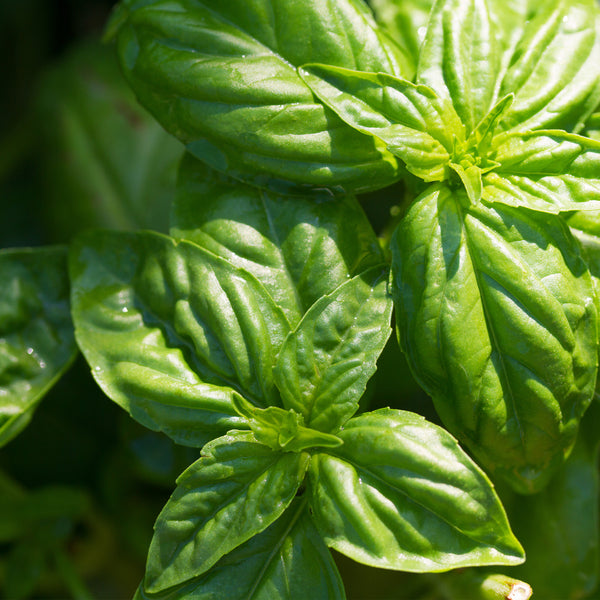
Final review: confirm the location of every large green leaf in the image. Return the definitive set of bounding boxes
[274,267,393,434]
[170,154,384,327]
[69,230,290,447]
[417,0,500,136]
[500,402,600,600]
[483,131,600,213]
[308,408,524,571]
[135,498,345,600]
[37,40,182,239]
[497,0,600,134]
[299,64,462,181]
[107,0,407,194]
[144,431,310,593]
[0,247,77,447]
[391,184,598,493]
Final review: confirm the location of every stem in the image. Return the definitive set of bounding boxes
[54,549,94,600]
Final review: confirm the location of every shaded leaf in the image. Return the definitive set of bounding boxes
[37,40,182,239]
[0,246,76,447]
[500,401,600,599]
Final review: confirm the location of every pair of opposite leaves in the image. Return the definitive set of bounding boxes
[70,157,525,597]
[108,0,600,493]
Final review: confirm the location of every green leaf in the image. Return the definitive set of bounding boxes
[498,0,600,134]
[501,401,600,599]
[135,498,345,600]
[0,485,89,543]
[36,40,183,239]
[170,154,385,327]
[69,230,290,447]
[299,64,462,182]
[4,539,46,599]
[110,0,406,194]
[144,431,310,593]
[0,246,77,447]
[391,184,598,493]
[449,162,483,205]
[417,0,500,135]
[274,267,393,434]
[369,0,435,77]
[308,408,524,571]
[483,131,600,213]
[231,395,343,453]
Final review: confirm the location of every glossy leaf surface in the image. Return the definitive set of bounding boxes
[135,498,345,600]
[70,230,290,447]
[299,64,462,181]
[483,131,600,213]
[274,267,393,433]
[171,154,384,327]
[417,0,600,135]
[497,0,600,134]
[144,431,309,592]
[0,247,76,447]
[109,0,407,194]
[391,184,598,493]
[308,409,524,570]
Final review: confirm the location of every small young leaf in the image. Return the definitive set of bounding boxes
[110,0,407,194]
[299,64,462,181]
[144,431,310,593]
[0,247,77,447]
[308,408,524,571]
[391,184,598,493]
[171,154,385,327]
[274,267,393,434]
[231,395,343,453]
[135,498,345,600]
[70,230,290,447]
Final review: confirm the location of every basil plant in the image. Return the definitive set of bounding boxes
[59,0,600,596]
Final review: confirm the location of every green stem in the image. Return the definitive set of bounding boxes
[54,549,94,600]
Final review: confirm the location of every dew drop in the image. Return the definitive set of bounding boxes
[417,26,427,39]
[26,348,34,355]
[122,307,129,313]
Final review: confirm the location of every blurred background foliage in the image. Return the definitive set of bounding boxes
[1,1,599,599]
